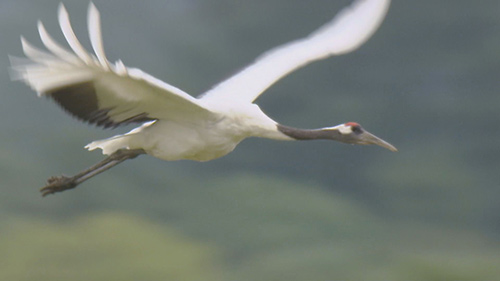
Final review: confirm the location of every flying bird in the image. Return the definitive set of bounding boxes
[11,0,395,196]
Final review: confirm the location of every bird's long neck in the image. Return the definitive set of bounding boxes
[276,124,338,140]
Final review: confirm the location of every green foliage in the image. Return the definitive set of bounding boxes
[0,213,223,281]
[2,175,499,281]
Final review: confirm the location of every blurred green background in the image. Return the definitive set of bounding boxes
[1,0,499,280]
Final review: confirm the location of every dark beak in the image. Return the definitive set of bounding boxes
[359,131,398,152]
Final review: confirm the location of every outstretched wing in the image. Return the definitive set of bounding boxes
[11,3,212,128]
[200,0,390,104]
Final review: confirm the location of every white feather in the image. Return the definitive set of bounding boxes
[87,2,110,69]
[20,36,56,63]
[58,3,94,64]
[38,21,81,65]
[201,0,390,103]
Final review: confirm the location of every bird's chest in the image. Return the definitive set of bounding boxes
[142,119,247,162]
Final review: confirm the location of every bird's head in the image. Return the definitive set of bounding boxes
[276,122,397,151]
[325,122,397,151]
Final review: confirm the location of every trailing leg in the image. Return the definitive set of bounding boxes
[40,148,146,197]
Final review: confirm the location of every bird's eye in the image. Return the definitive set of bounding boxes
[351,125,362,134]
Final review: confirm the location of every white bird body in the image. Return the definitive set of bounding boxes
[10,0,397,195]
[90,103,285,162]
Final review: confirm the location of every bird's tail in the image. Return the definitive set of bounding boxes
[86,120,155,155]
[85,135,130,155]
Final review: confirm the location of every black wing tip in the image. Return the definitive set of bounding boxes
[46,81,155,129]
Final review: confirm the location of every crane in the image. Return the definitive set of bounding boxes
[11,0,396,196]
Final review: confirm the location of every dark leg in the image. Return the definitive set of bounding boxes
[40,148,146,197]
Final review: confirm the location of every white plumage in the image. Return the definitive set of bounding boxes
[10,0,395,195]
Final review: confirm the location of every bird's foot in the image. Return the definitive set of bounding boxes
[40,175,78,197]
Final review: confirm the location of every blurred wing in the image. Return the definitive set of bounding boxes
[11,3,211,128]
[200,0,390,104]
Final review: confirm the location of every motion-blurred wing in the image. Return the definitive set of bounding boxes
[11,3,211,128]
[200,0,390,104]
